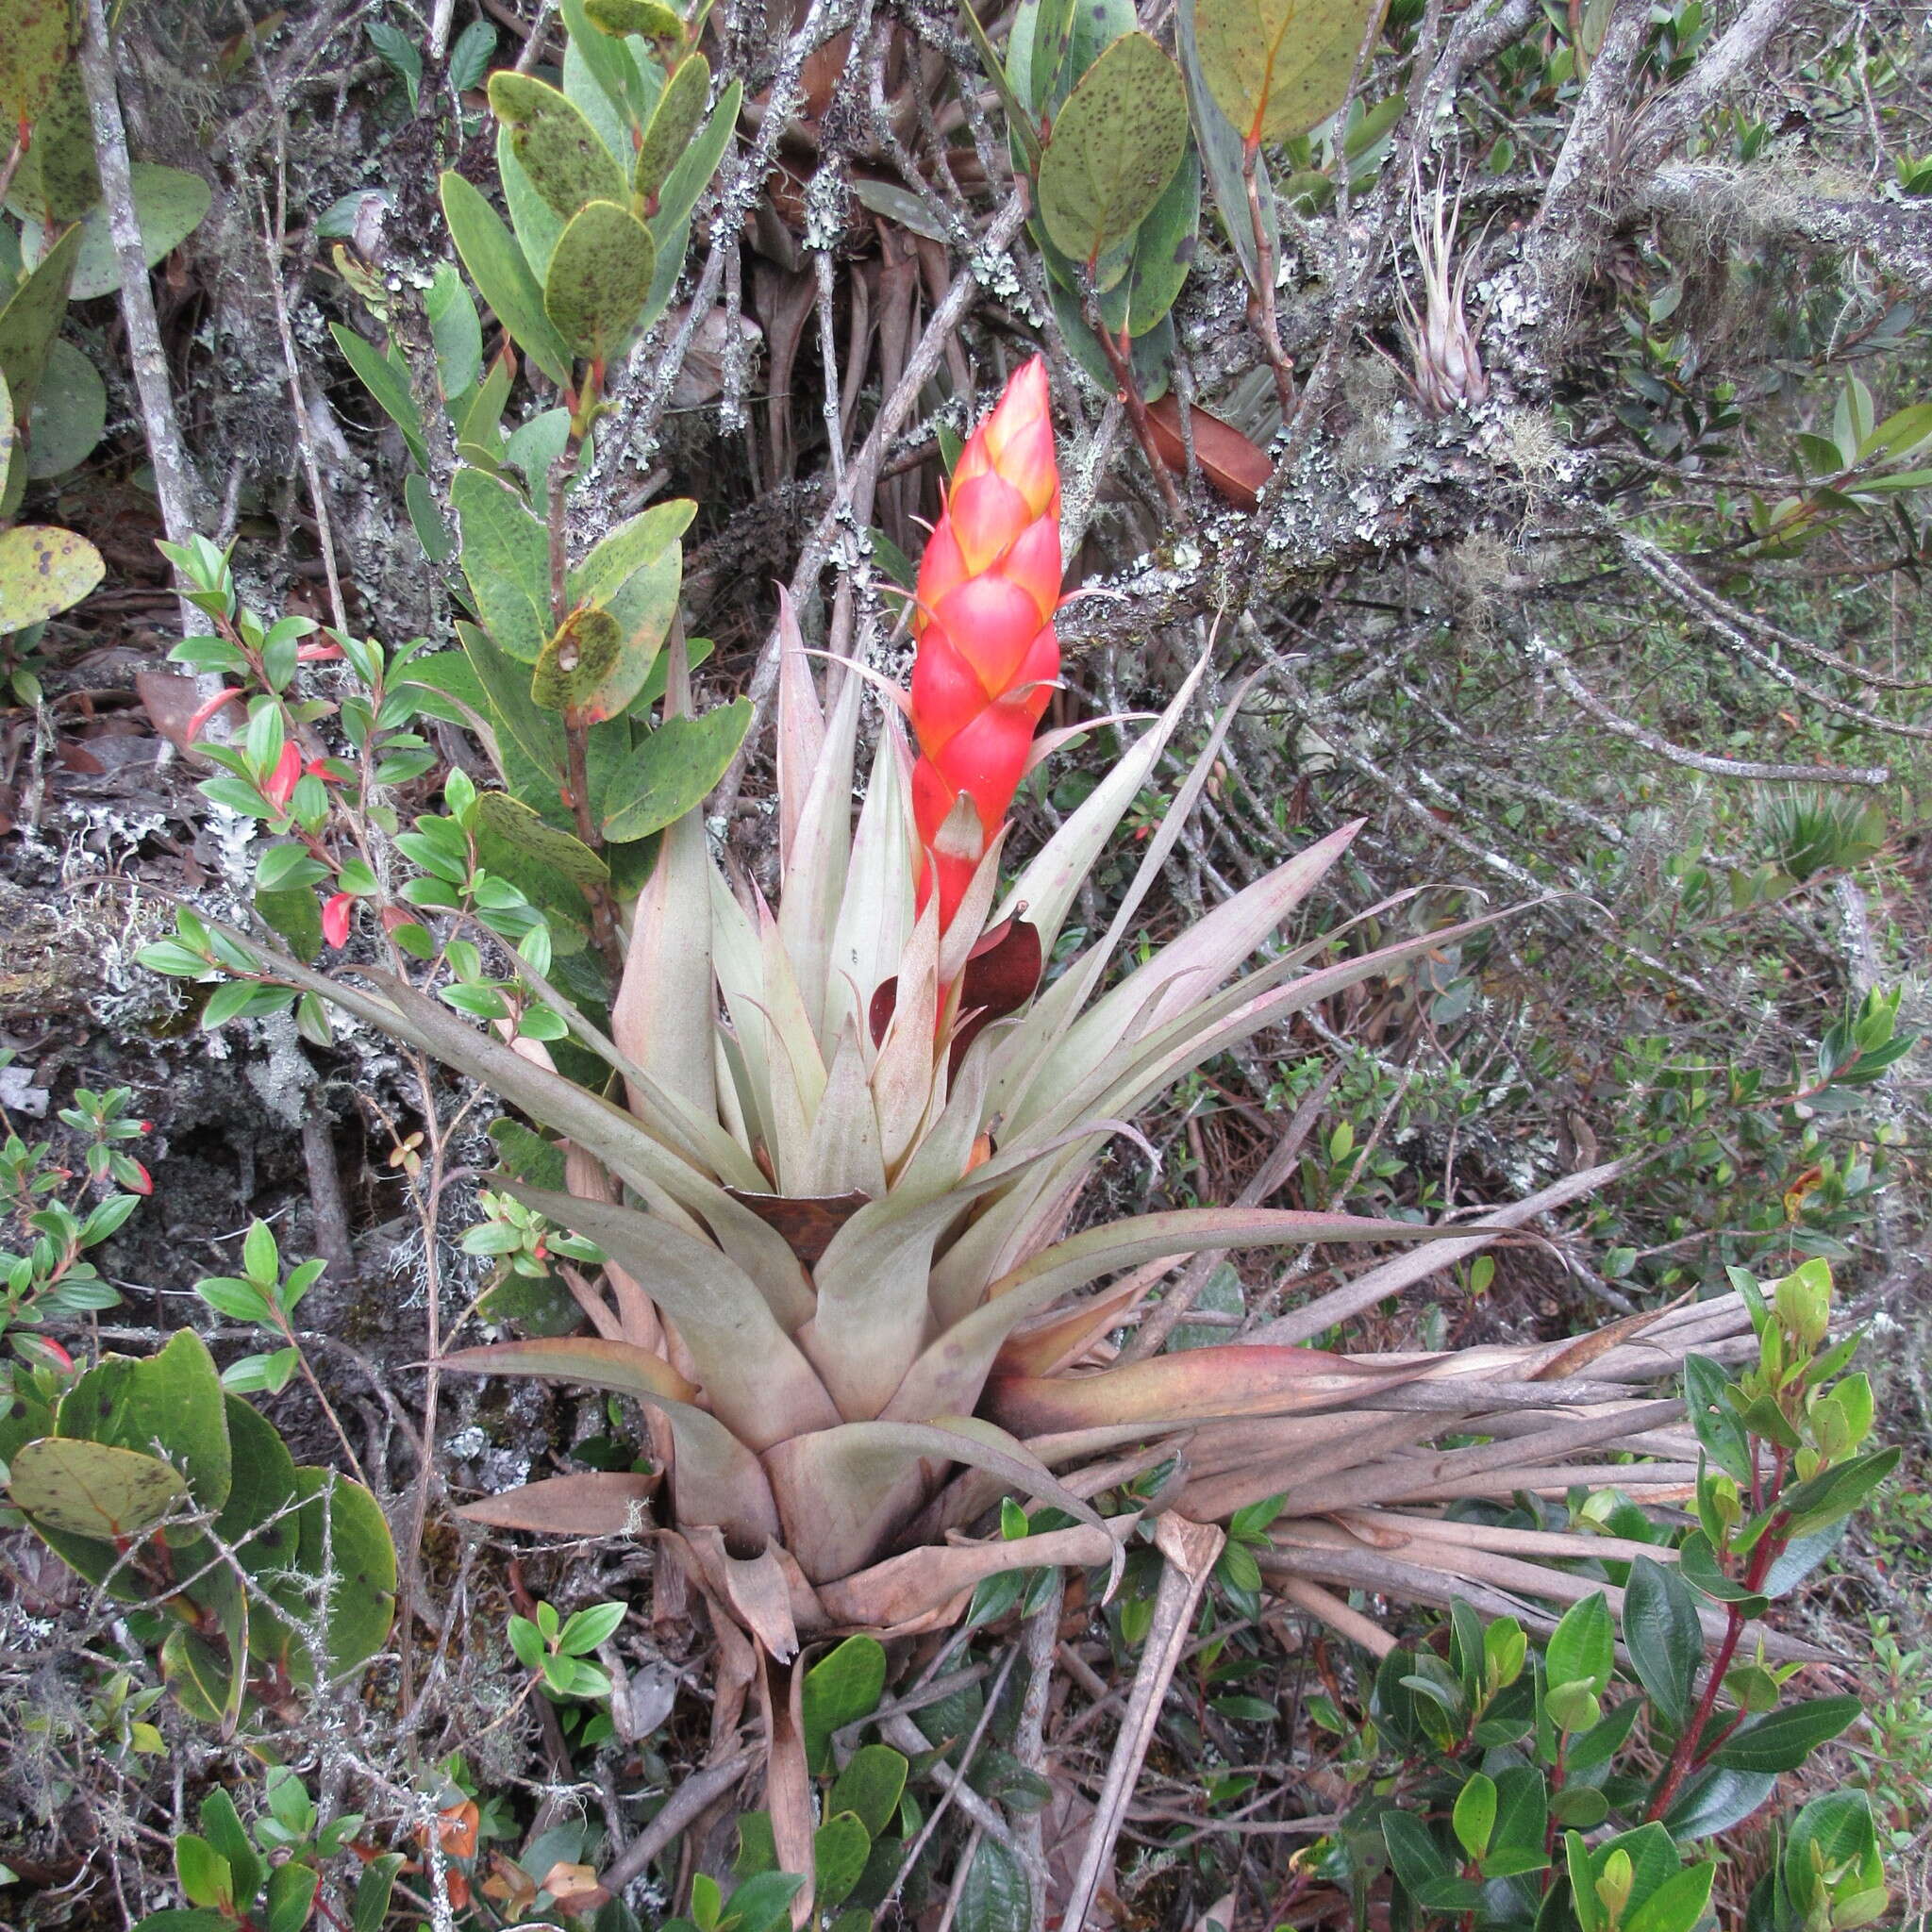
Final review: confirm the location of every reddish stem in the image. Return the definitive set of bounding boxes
[1645,1506,1789,1821]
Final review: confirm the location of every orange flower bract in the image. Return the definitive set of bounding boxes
[909,357,1063,928]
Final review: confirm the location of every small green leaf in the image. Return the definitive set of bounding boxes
[1546,1591,1614,1695]
[0,0,70,130]
[601,699,751,841]
[256,883,324,964]
[801,1635,887,1774]
[264,1860,320,1932]
[570,499,696,603]
[1775,1446,1900,1537]
[352,1855,406,1932]
[0,225,84,479]
[1658,1766,1775,1841]
[428,258,486,400]
[197,1790,265,1911]
[1677,1531,1769,1615]
[1543,1680,1602,1735]
[1452,1773,1495,1862]
[812,1813,872,1913]
[1623,1861,1715,1932]
[828,1743,908,1838]
[174,1836,233,1913]
[559,1601,627,1653]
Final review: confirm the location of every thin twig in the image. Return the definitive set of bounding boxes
[1521,632,1891,787]
[1059,1516,1224,1931]
[75,0,205,633]
[1013,1574,1065,1932]
[597,1751,757,1893]
[257,190,348,632]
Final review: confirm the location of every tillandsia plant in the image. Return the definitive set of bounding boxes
[139,359,1783,1892]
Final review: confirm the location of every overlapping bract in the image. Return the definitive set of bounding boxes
[909,357,1063,929]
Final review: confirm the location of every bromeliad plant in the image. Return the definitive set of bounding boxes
[141,359,1773,1810]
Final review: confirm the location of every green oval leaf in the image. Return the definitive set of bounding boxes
[488,71,627,219]
[828,1743,908,1838]
[27,339,107,477]
[601,698,751,842]
[454,465,555,666]
[801,1635,887,1774]
[53,162,213,301]
[1036,32,1190,266]
[441,170,575,388]
[1621,1555,1702,1729]
[811,1813,872,1914]
[0,222,84,434]
[636,52,711,203]
[544,198,658,363]
[9,1435,187,1538]
[1708,1695,1862,1774]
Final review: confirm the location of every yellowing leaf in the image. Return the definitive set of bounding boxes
[0,523,104,632]
[9,62,98,224]
[1192,0,1387,145]
[1036,33,1190,266]
[9,1437,186,1539]
[487,71,626,220]
[583,0,685,35]
[473,791,610,885]
[532,604,625,710]
[543,199,658,364]
[0,0,71,128]
[636,52,711,204]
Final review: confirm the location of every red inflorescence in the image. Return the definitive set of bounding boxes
[908,358,1063,931]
